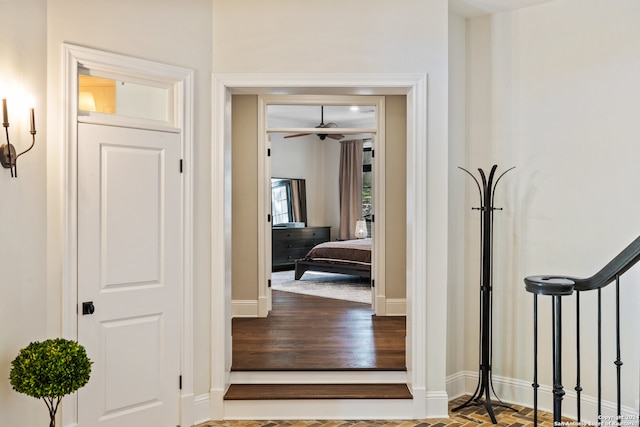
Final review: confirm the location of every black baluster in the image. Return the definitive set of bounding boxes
[552,295,565,424]
[615,275,623,423]
[598,288,602,424]
[575,291,582,423]
[533,294,539,426]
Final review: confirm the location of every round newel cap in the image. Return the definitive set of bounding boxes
[524,275,577,296]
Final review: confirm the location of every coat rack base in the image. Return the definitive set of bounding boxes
[452,370,518,424]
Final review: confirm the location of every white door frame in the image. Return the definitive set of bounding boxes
[211,73,449,419]
[258,94,385,316]
[61,44,194,427]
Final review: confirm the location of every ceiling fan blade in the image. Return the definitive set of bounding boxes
[284,133,312,139]
[283,108,342,141]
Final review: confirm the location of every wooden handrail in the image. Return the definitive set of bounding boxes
[525,235,640,296]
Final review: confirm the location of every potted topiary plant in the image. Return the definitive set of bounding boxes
[9,338,92,427]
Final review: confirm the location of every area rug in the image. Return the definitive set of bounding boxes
[271,270,371,304]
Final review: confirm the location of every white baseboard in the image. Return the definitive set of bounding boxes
[444,371,468,401]
[425,390,450,418]
[193,393,211,425]
[385,298,406,316]
[231,299,258,317]
[446,371,639,424]
[180,393,195,427]
[258,295,268,317]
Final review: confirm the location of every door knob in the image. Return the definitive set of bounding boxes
[82,301,95,315]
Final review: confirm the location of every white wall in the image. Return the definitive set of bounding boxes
[0,2,48,425]
[45,0,213,399]
[463,0,640,414]
[447,10,467,378]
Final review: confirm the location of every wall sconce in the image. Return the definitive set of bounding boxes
[355,219,368,239]
[1,98,36,177]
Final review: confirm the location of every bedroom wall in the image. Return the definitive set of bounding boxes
[0,1,48,425]
[271,133,341,236]
[384,95,407,300]
[463,0,640,413]
[232,95,259,301]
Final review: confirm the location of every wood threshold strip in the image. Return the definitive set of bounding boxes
[224,383,412,400]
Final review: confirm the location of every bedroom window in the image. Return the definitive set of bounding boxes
[271,178,308,226]
[271,182,291,225]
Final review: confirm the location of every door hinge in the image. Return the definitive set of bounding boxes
[371,214,375,223]
[268,279,272,288]
[372,149,375,158]
[179,159,183,173]
[267,148,271,157]
[267,213,271,223]
[371,279,375,288]
[179,375,182,390]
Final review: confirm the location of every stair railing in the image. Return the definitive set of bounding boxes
[524,235,640,425]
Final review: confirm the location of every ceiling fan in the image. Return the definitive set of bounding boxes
[284,106,344,141]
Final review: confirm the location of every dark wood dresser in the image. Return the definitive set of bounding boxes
[272,226,330,269]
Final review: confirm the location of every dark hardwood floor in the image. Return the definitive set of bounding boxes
[231,290,406,371]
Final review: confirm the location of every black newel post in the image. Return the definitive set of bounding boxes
[452,164,516,424]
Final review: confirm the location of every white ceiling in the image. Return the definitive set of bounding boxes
[268,104,376,129]
[267,104,376,141]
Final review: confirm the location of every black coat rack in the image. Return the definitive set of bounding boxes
[452,165,516,424]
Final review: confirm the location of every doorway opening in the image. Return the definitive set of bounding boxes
[212,73,446,420]
[227,92,405,377]
[258,95,387,316]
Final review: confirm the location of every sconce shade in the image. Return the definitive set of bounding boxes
[79,92,97,111]
[355,220,368,239]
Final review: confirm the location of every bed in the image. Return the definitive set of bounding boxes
[294,238,372,280]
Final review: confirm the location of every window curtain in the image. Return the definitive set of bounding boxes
[289,179,306,223]
[339,139,364,240]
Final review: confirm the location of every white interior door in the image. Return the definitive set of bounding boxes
[77,122,182,427]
